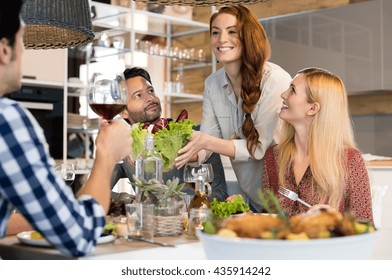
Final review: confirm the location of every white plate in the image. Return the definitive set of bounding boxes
[17,231,51,247]
[17,231,115,247]
[97,234,116,244]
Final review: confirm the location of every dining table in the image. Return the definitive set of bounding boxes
[0,232,206,260]
[0,226,391,260]
[2,181,392,260]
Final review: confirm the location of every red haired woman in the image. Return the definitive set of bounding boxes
[175,5,291,212]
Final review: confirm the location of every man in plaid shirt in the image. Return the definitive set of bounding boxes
[0,0,132,257]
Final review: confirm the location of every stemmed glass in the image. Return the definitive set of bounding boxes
[183,163,214,196]
[88,72,128,122]
[55,163,76,190]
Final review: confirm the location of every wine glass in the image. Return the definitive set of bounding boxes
[55,163,76,188]
[88,72,128,122]
[183,163,214,196]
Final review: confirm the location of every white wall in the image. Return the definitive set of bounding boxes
[22,49,66,82]
[262,0,392,156]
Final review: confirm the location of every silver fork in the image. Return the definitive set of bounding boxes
[278,186,312,208]
[127,235,176,247]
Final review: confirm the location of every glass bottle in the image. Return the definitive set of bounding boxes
[188,175,210,217]
[135,134,163,183]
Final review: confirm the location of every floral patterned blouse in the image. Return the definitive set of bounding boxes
[262,145,374,223]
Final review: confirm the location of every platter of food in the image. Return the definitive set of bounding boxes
[197,229,378,260]
[197,206,378,260]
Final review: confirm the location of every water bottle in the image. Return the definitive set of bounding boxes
[135,134,163,183]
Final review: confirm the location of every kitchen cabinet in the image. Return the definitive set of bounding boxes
[366,160,392,229]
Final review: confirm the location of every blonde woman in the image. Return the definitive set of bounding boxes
[175,5,291,212]
[262,67,373,223]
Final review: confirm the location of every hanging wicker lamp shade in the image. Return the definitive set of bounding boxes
[21,0,94,49]
[134,0,269,6]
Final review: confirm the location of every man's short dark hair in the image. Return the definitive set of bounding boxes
[0,0,24,46]
[123,67,152,85]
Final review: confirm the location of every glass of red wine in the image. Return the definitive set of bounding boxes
[88,72,128,121]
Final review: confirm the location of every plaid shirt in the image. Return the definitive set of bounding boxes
[0,97,105,257]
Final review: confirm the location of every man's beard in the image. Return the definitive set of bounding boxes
[131,105,161,124]
[143,111,161,123]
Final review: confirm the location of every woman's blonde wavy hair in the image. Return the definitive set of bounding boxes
[210,5,271,157]
[277,67,356,208]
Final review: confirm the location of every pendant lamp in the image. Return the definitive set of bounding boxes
[21,0,94,49]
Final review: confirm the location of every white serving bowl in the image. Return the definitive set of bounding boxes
[196,230,379,260]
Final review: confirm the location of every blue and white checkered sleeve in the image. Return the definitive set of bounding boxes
[0,101,105,257]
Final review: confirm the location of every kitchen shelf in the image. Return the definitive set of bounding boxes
[91,2,209,37]
[172,62,212,71]
[92,44,210,63]
[67,127,99,134]
[61,2,213,162]
[21,78,63,88]
[162,92,203,100]
[18,2,213,165]
[87,1,212,118]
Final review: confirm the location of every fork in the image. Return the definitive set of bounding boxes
[278,186,312,208]
[127,235,176,247]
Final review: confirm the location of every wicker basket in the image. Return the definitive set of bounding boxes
[154,215,183,236]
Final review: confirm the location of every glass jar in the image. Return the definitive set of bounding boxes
[187,207,211,238]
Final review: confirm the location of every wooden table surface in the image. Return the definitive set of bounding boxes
[0,233,200,260]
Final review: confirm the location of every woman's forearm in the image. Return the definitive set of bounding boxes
[202,134,236,158]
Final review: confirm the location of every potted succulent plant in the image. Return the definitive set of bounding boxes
[131,176,187,236]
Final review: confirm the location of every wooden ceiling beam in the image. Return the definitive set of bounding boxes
[251,0,350,19]
[193,0,361,23]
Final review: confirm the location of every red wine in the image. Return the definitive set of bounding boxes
[89,104,126,120]
[64,179,74,187]
[188,191,210,217]
[185,182,195,190]
[187,175,211,218]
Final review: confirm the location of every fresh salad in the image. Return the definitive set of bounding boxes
[131,109,195,169]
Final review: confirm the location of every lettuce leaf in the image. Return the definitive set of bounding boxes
[130,119,195,169]
[210,196,250,219]
[154,119,195,169]
[130,123,149,158]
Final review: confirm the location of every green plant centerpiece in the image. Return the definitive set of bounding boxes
[131,175,186,216]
